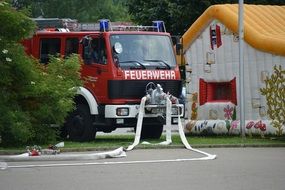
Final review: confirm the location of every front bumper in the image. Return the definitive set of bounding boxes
[104,103,184,119]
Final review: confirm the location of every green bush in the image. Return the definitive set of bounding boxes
[0,2,82,146]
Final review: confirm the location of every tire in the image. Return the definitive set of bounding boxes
[140,124,163,140]
[65,104,96,142]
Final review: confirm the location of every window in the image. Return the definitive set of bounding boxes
[199,78,237,105]
[65,38,79,56]
[91,38,107,64]
[82,37,107,65]
[40,38,61,63]
[110,34,176,69]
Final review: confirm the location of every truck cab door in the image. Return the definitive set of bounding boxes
[81,35,109,103]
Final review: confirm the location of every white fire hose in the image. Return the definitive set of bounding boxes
[0,85,216,170]
[127,92,217,160]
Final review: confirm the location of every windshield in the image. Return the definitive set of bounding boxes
[110,34,176,70]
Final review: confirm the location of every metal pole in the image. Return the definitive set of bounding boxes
[238,0,246,138]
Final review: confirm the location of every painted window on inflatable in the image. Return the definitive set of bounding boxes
[199,78,237,105]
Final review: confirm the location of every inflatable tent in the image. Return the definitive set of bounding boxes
[182,4,285,136]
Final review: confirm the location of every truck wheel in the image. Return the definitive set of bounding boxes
[65,104,96,142]
[140,124,163,140]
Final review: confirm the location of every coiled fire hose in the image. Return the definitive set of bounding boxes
[127,93,217,160]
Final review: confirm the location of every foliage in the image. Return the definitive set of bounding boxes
[12,0,131,22]
[0,2,82,146]
[0,1,34,40]
[127,0,285,35]
[260,65,285,135]
[10,0,285,35]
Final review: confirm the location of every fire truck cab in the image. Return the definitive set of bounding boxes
[23,18,183,142]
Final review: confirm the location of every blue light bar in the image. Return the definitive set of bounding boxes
[152,21,166,32]
[99,19,109,32]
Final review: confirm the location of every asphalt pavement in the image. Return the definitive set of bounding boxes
[1,147,285,190]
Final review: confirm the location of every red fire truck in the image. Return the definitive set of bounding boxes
[23,18,183,142]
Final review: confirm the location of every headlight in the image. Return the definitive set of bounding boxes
[116,108,129,116]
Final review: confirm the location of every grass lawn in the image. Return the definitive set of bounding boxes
[52,134,285,152]
[1,135,285,154]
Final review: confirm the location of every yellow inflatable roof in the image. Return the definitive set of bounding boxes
[182,4,285,56]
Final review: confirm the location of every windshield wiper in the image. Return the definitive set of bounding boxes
[119,60,146,69]
[144,59,171,69]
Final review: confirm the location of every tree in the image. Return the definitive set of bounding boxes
[0,2,81,146]
[127,0,285,35]
[12,0,131,22]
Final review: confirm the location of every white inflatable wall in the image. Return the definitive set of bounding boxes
[184,20,285,135]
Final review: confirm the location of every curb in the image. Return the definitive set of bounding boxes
[1,143,285,156]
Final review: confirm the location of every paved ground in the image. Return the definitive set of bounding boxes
[1,147,285,190]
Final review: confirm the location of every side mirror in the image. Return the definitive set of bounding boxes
[176,42,182,55]
[112,42,122,67]
[84,46,92,60]
[171,36,182,55]
[81,36,92,61]
[81,36,91,46]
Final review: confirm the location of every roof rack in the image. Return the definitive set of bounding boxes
[32,18,79,31]
[112,25,160,31]
[92,19,166,32]
[32,18,166,32]
[79,23,160,32]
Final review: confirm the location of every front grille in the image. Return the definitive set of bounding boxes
[108,80,182,99]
